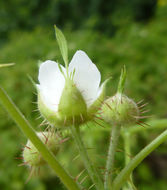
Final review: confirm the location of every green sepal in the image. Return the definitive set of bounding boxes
[58,79,87,126]
[88,77,112,116]
[117,65,126,94]
[54,25,68,68]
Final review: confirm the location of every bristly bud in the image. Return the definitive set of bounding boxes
[23,132,60,167]
[101,93,139,126]
[101,66,139,126]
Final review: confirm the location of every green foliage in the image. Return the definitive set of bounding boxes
[0,0,157,44]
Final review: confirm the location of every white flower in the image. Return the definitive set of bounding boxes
[37,50,108,127]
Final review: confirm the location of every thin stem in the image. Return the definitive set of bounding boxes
[104,125,121,190]
[123,132,136,190]
[70,125,104,190]
[0,86,80,190]
[112,128,167,190]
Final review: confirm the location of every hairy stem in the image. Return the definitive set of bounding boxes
[104,125,121,190]
[0,86,80,190]
[71,125,104,190]
[112,128,167,190]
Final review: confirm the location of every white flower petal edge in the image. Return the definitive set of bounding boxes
[69,50,101,107]
[38,60,65,112]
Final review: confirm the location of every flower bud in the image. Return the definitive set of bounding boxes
[101,93,139,126]
[23,132,60,167]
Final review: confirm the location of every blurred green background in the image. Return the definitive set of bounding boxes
[0,0,167,189]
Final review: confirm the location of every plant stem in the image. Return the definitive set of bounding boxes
[123,132,136,190]
[0,86,80,190]
[112,128,167,190]
[104,125,121,190]
[71,125,104,190]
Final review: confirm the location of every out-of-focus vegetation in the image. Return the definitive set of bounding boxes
[0,1,167,190]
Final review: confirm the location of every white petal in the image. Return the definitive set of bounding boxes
[69,50,101,107]
[38,60,65,112]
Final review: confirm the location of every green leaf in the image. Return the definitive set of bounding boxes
[54,25,68,68]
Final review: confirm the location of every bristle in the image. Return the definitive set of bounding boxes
[79,175,88,184]
[88,184,95,190]
[75,169,86,182]
[42,132,48,144]
[15,157,23,160]
[139,120,151,127]
[22,144,31,150]
[105,102,112,110]
[72,154,80,162]
[137,99,144,105]
[140,109,150,114]
[138,102,149,109]
[136,121,146,128]
[93,119,105,128]
[59,137,70,144]
[25,166,35,184]
[18,162,29,167]
[35,114,43,120]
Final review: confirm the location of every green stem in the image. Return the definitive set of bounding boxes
[123,132,135,190]
[104,125,121,190]
[112,128,167,190]
[71,125,104,190]
[0,86,80,190]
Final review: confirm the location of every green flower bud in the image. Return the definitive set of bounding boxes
[23,132,60,167]
[101,93,139,126]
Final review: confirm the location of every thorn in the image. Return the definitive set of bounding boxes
[88,184,95,190]
[133,115,153,119]
[79,175,88,185]
[105,102,112,110]
[35,115,42,120]
[75,169,86,182]
[42,132,48,144]
[93,115,104,121]
[137,99,144,105]
[25,166,34,184]
[138,102,149,109]
[136,121,146,128]
[72,154,80,162]
[32,108,39,113]
[59,137,70,144]
[22,144,31,150]
[139,120,151,127]
[39,119,47,127]
[15,157,23,160]
[18,162,29,167]
[30,152,38,154]
[140,109,150,114]
[32,101,38,105]
[93,119,105,128]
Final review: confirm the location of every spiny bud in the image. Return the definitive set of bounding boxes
[101,93,139,126]
[23,132,60,167]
